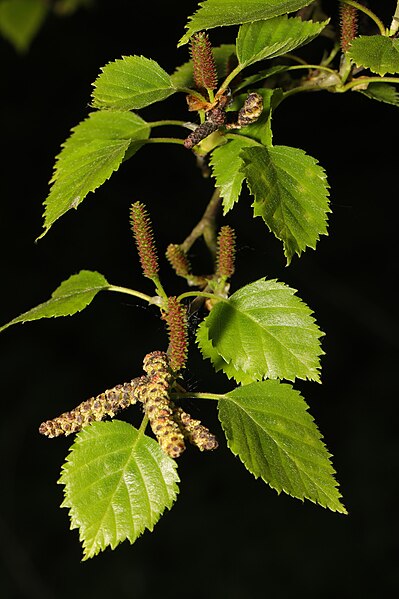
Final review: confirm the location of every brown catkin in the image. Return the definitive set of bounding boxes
[339,3,358,52]
[164,298,189,372]
[166,244,191,277]
[190,31,218,91]
[216,225,236,279]
[38,379,143,437]
[130,202,159,278]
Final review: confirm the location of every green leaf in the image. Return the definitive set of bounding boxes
[358,82,399,106]
[219,381,346,513]
[92,55,176,110]
[210,136,255,213]
[236,15,328,68]
[196,320,256,384]
[348,35,399,76]
[171,44,236,88]
[234,65,290,92]
[59,420,180,559]
[0,270,109,333]
[178,0,315,46]
[41,110,150,236]
[241,145,330,263]
[0,0,48,52]
[203,278,324,383]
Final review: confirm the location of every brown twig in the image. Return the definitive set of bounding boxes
[180,188,221,261]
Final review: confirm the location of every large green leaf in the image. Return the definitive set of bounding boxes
[171,44,236,88]
[358,82,399,106]
[178,0,315,45]
[348,36,399,76]
[210,136,256,213]
[0,0,48,52]
[236,15,328,68]
[92,56,176,110]
[241,145,330,263]
[59,420,180,559]
[203,278,324,383]
[219,381,346,512]
[41,110,150,236]
[0,270,109,333]
[196,320,255,384]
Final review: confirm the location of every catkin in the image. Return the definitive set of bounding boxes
[39,380,142,438]
[141,351,186,458]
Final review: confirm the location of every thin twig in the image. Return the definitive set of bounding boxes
[181,188,222,260]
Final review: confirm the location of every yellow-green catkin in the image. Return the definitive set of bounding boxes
[173,406,218,451]
[39,380,141,437]
[141,351,186,458]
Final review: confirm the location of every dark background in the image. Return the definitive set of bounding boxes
[1,1,398,597]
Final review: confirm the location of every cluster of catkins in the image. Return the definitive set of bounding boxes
[39,351,217,458]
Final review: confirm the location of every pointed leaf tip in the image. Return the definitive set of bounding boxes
[220,381,347,513]
[0,270,109,333]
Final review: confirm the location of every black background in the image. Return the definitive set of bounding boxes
[1,1,398,597]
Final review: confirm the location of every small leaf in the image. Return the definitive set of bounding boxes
[210,136,255,213]
[0,0,48,52]
[92,55,176,110]
[241,145,330,263]
[0,270,109,333]
[41,110,150,235]
[197,320,255,384]
[219,381,346,513]
[59,420,180,559]
[236,15,328,68]
[178,0,315,46]
[203,278,324,382]
[348,35,399,76]
[358,82,399,106]
[171,44,236,88]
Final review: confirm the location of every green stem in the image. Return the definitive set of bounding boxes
[339,0,386,35]
[145,137,185,145]
[285,63,338,76]
[150,276,168,301]
[171,391,225,401]
[339,76,399,92]
[283,85,324,99]
[280,53,308,65]
[107,285,155,304]
[137,415,149,439]
[176,290,228,303]
[149,120,188,128]
[218,63,244,93]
